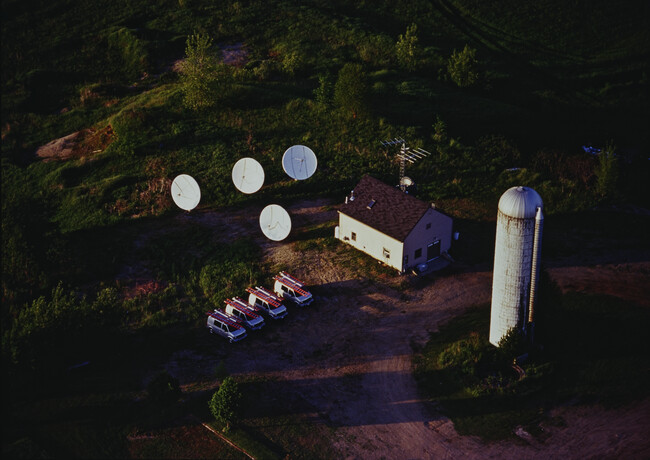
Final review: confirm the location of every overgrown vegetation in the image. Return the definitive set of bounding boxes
[414,286,650,440]
[447,44,479,88]
[180,33,227,111]
[1,0,649,456]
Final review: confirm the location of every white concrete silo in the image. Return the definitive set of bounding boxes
[489,186,544,346]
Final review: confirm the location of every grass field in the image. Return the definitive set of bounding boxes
[2,0,649,456]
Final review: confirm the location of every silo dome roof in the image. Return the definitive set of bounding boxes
[498,186,543,218]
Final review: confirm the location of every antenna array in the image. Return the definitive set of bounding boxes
[381,139,431,191]
[380,138,405,147]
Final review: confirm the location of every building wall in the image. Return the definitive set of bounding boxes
[403,208,453,270]
[337,212,404,272]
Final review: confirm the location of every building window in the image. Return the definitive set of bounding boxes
[383,248,390,259]
[415,248,422,259]
[404,255,409,265]
[351,232,357,241]
[426,223,431,229]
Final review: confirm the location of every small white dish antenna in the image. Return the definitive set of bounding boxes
[400,176,414,187]
[282,145,317,180]
[259,204,291,241]
[171,174,201,211]
[232,157,265,194]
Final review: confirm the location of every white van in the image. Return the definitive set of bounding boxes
[273,271,313,306]
[246,286,288,320]
[206,310,247,342]
[224,297,265,331]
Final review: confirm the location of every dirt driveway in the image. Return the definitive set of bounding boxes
[161,199,650,459]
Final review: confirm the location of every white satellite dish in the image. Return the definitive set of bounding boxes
[282,145,317,180]
[400,176,414,187]
[171,174,201,211]
[259,204,291,241]
[232,157,264,194]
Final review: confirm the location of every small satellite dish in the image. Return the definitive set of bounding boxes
[232,157,264,194]
[400,176,414,187]
[171,174,201,211]
[259,204,291,241]
[282,145,317,180]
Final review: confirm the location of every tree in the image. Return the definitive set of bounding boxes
[180,33,222,111]
[333,63,368,118]
[447,44,479,88]
[396,24,420,71]
[596,140,619,199]
[208,377,242,432]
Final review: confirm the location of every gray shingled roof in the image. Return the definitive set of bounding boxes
[339,175,431,242]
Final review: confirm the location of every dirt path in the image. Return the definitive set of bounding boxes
[161,199,650,459]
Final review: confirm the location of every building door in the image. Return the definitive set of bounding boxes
[427,240,440,260]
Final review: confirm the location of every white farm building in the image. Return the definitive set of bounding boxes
[336,175,453,273]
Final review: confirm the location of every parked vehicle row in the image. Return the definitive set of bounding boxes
[206,271,312,342]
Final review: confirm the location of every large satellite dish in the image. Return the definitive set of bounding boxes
[259,204,291,241]
[171,174,201,211]
[282,145,317,180]
[232,157,265,194]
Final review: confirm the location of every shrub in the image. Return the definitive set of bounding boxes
[447,44,479,88]
[333,63,369,118]
[180,33,225,111]
[497,327,527,360]
[271,43,305,76]
[431,115,448,144]
[396,24,420,71]
[357,33,394,67]
[3,283,122,370]
[208,376,242,431]
[313,73,334,107]
[596,140,619,200]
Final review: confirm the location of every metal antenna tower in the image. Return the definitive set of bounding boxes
[381,138,431,191]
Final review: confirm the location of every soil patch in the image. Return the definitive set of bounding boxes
[35,125,114,162]
[221,42,249,67]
